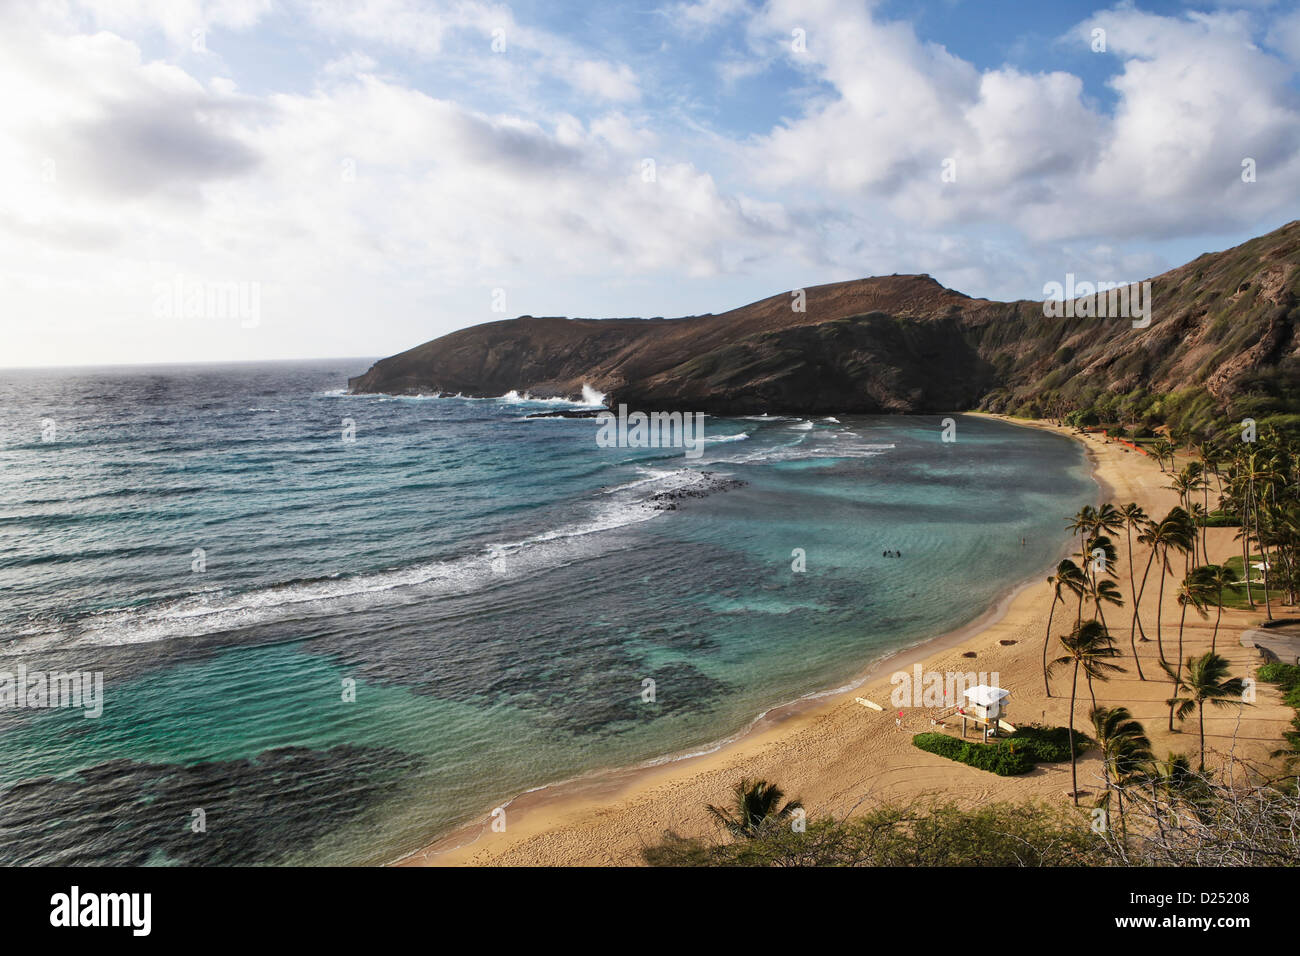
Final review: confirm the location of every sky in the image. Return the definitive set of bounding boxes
[2,0,1300,368]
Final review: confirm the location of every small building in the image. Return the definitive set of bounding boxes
[959,685,1011,741]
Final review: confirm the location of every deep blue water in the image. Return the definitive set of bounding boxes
[0,359,1093,864]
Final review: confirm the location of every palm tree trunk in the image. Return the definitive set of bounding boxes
[1132,544,1158,665]
[1126,523,1147,680]
[1155,550,1168,666]
[1176,600,1187,681]
[1169,601,1189,733]
[1211,595,1222,654]
[1203,480,1210,565]
[1043,595,1057,698]
[1069,661,1080,806]
[1198,700,1206,769]
[1251,482,1273,620]
[1241,484,1254,607]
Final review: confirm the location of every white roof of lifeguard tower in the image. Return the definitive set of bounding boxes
[963,685,1010,706]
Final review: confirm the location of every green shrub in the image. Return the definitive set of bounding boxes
[912,724,1088,776]
[1258,663,1300,711]
[643,800,1103,866]
[1201,510,1240,527]
[1258,662,1300,692]
[1008,723,1091,761]
[912,732,1036,776]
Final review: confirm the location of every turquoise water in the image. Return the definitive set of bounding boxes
[0,361,1093,864]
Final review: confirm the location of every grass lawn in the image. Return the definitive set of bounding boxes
[1219,553,1289,610]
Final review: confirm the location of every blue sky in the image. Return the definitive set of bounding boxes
[2,0,1299,367]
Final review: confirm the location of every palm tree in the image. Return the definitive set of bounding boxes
[1090,503,1125,541]
[1151,438,1174,472]
[1049,620,1127,804]
[1199,563,1238,653]
[1236,449,1280,620]
[1146,752,1212,834]
[1170,567,1215,729]
[1164,652,1247,768]
[1076,534,1119,586]
[1188,501,1210,566]
[1136,508,1195,668]
[1119,503,1149,678]
[1167,468,1195,510]
[1043,559,1085,697]
[1085,576,1124,630]
[1169,464,1209,562]
[1090,705,1153,842]
[705,778,803,839]
[1067,505,1096,538]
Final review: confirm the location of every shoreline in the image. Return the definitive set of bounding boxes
[398,414,1288,866]
[397,564,1060,865]
[395,413,1096,865]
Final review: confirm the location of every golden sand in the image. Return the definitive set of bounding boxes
[399,416,1294,866]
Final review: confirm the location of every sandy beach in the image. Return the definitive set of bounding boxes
[400,416,1295,866]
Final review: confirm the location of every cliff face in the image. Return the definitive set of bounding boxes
[349,221,1300,424]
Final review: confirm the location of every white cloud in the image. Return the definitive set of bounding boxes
[663,0,751,32]
[0,15,783,365]
[743,0,1300,242]
[2,0,1299,367]
[567,59,641,102]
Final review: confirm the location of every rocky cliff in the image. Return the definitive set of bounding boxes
[349,221,1300,430]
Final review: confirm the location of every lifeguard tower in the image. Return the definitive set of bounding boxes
[958,685,1012,741]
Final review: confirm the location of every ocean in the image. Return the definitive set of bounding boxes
[0,359,1094,865]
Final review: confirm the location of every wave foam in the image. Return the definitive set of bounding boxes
[9,466,717,654]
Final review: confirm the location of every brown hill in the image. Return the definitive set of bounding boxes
[349,221,1300,432]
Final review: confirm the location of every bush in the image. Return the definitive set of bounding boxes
[1258,663,1300,712]
[1258,662,1300,693]
[1008,723,1091,762]
[643,800,1102,866]
[911,732,1036,776]
[1201,510,1240,527]
[911,724,1088,776]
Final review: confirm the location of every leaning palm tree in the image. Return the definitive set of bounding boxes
[1168,568,1215,735]
[1067,505,1097,544]
[1198,563,1238,653]
[1167,468,1195,511]
[704,778,803,839]
[1151,438,1174,472]
[1049,620,1127,804]
[1090,705,1153,842]
[1089,503,1125,543]
[1119,503,1149,678]
[1086,576,1124,630]
[1043,559,1085,697]
[1144,752,1213,833]
[1075,533,1119,588]
[1136,508,1195,668]
[1186,501,1210,566]
[1163,652,1247,767]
